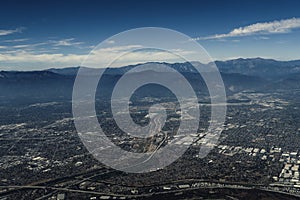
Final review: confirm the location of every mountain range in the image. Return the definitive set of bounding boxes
[0,58,299,105]
[46,57,300,78]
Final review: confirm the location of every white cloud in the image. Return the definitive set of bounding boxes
[83,45,196,68]
[11,42,48,49]
[0,38,85,56]
[52,38,83,46]
[194,17,300,40]
[257,36,270,40]
[106,40,115,44]
[0,51,85,70]
[0,45,196,70]
[3,38,29,43]
[0,27,24,36]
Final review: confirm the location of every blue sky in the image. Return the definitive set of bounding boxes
[1,0,300,70]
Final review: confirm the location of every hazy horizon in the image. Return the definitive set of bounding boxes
[2,56,300,71]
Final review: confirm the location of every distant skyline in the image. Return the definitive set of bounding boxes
[1,0,300,70]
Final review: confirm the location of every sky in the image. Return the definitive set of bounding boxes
[1,0,300,70]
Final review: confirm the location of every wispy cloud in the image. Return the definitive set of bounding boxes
[0,27,24,36]
[2,38,29,43]
[257,36,270,40]
[194,17,300,40]
[52,38,83,46]
[0,38,86,56]
[11,42,48,49]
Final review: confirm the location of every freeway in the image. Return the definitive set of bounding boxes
[1,180,300,199]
